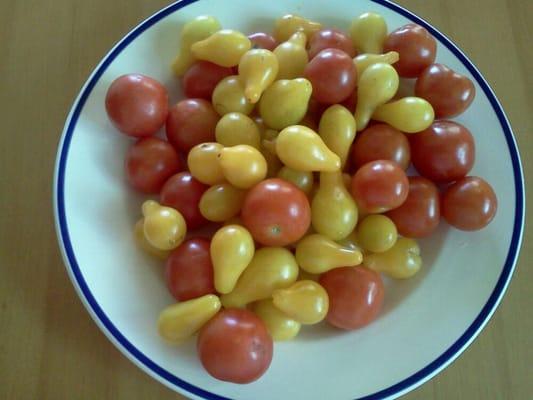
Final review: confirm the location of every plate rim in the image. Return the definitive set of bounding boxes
[52,0,525,399]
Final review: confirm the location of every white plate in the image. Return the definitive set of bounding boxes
[53,0,525,399]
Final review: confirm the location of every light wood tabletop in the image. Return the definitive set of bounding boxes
[0,0,531,399]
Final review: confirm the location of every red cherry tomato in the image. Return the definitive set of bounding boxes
[386,176,440,237]
[339,89,358,113]
[105,74,168,137]
[165,238,215,301]
[383,24,437,78]
[352,123,410,170]
[304,48,357,104]
[166,99,219,153]
[125,137,182,194]
[441,176,497,231]
[197,308,273,384]
[182,61,233,100]
[248,32,278,51]
[415,63,476,118]
[350,160,409,213]
[319,267,384,330]
[242,178,311,246]
[410,121,475,183]
[160,172,209,230]
[308,28,356,59]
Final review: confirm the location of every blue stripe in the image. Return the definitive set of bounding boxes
[54,0,525,399]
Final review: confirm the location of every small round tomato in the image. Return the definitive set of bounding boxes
[248,32,278,51]
[166,99,219,153]
[308,28,356,59]
[383,23,437,78]
[441,176,497,231]
[160,172,209,230]
[415,63,476,118]
[319,267,384,330]
[197,308,273,384]
[165,238,215,301]
[304,48,357,104]
[410,121,475,183]
[125,137,182,194]
[241,178,311,246]
[350,160,409,213]
[105,74,168,137]
[352,123,411,170]
[182,61,233,100]
[386,176,440,237]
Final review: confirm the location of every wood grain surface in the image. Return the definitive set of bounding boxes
[0,0,531,399]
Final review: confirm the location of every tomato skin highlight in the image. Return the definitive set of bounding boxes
[386,176,440,238]
[125,137,182,194]
[410,120,475,184]
[242,178,311,246]
[441,176,497,231]
[105,74,169,137]
[197,308,273,384]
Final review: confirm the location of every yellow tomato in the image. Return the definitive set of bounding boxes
[215,112,261,148]
[364,237,422,279]
[357,214,398,253]
[133,219,170,259]
[372,97,435,133]
[238,49,279,103]
[259,78,312,130]
[199,183,246,222]
[157,295,221,344]
[336,229,363,252]
[171,16,221,76]
[276,125,341,172]
[354,63,399,131]
[273,32,308,79]
[221,247,298,308]
[253,299,301,341]
[353,51,399,77]
[218,145,267,189]
[295,233,363,274]
[212,76,254,116]
[318,105,356,168]
[312,172,358,240]
[277,166,314,194]
[142,200,186,251]
[191,29,251,67]
[187,142,225,185]
[274,14,322,42]
[272,280,329,325]
[210,225,255,294]
[349,12,387,54]
[260,144,283,178]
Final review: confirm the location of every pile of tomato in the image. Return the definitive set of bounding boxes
[105,12,498,384]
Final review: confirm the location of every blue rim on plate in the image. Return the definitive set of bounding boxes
[53,0,525,399]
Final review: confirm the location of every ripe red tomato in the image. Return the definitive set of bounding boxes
[165,238,215,301]
[160,172,209,230]
[248,32,278,51]
[166,99,219,153]
[410,121,475,183]
[197,308,273,384]
[415,63,476,118]
[386,176,440,237]
[352,123,410,170]
[182,61,233,100]
[350,160,409,213]
[308,28,356,59]
[319,267,384,330]
[304,48,357,104]
[125,137,182,194]
[105,74,168,137]
[383,24,437,78]
[241,178,311,246]
[441,176,497,231]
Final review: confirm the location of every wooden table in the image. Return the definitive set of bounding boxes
[0,0,531,398]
